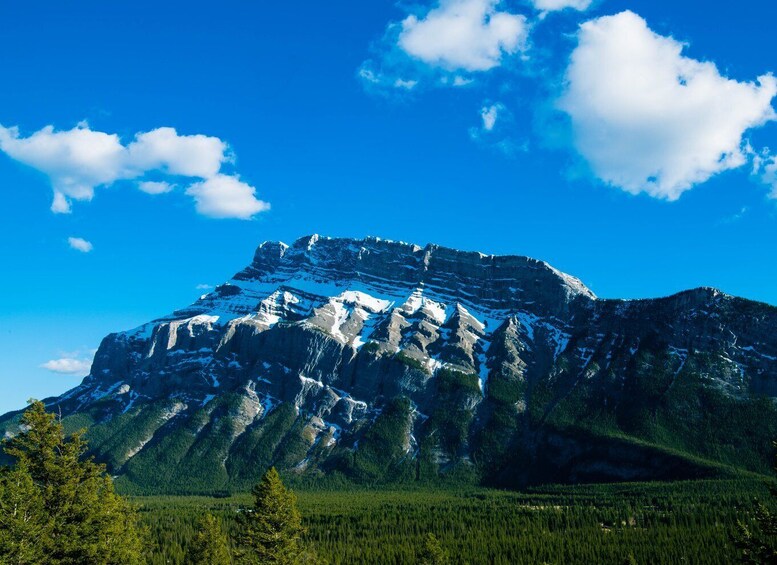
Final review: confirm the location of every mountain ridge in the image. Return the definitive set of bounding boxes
[2,234,776,493]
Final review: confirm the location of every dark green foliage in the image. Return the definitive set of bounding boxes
[272,419,316,470]
[418,532,449,565]
[345,396,414,482]
[487,373,524,405]
[236,467,305,564]
[437,368,480,395]
[394,350,428,373]
[360,341,380,354]
[473,367,525,475]
[0,401,145,564]
[186,513,232,565]
[137,479,777,565]
[421,369,480,467]
[110,399,308,495]
[734,442,777,563]
[528,345,777,480]
[84,399,177,471]
[228,402,299,488]
[118,403,216,493]
[0,460,48,564]
[735,502,777,564]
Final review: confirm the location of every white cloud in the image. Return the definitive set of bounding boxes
[531,0,592,12]
[0,125,125,212]
[558,11,777,200]
[359,0,528,91]
[0,123,269,219]
[394,78,419,90]
[481,104,500,131]
[452,76,474,86]
[127,127,229,179]
[186,174,270,220]
[68,237,93,253]
[398,0,529,72]
[470,102,525,155]
[138,180,174,194]
[41,357,92,375]
[753,151,777,198]
[195,283,213,290]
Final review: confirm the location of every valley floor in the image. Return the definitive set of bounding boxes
[136,478,774,564]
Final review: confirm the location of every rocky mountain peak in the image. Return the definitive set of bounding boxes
[2,235,775,493]
[243,235,596,317]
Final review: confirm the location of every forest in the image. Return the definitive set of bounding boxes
[140,479,777,564]
[2,401,777,564]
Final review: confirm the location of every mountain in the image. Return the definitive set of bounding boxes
[2,235,777,493]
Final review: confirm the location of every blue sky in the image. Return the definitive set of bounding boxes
[0,0,775,414]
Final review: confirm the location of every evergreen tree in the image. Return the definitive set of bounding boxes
[0,460,48,564]
[187,513,232,565]
[237,467,305,565]
[736,441,777,564]
[0,401,145,565]
[418,533,449,565]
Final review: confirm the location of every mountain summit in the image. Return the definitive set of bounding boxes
[3,235,776,493]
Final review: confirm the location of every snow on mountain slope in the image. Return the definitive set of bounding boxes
[3,235,776,493]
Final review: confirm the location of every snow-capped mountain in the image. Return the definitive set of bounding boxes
[3,235,776,492]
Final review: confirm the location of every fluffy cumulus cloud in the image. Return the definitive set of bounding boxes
[558,11,777,200]
[0,123,269,219]
[126,128,228,179]
[360,0,528,90]
[41,357,92,375]
[398,0,528,72]
[186,174,270,219]
[68,237,93,253]
[530,0,592,12]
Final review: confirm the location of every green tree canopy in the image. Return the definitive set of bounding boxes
[0,401,145,564]
[237,467,305,565]
[736,441,777,563]
[187,513,232,565]
[418,532,450,565]
[418,532,449,565]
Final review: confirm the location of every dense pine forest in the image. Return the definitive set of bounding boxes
[139,479,777,564]
[3,402,777,564]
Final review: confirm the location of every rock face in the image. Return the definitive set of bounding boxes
[2,235,777,493]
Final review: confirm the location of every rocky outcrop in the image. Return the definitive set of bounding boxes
[3,235,776,493]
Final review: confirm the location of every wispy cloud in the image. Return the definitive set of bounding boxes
[68,237,93,253]
[470,102,527,155]
[0,123,270,219]
[41,356,93,375]
[557,11,777,200]
[718,206,750,225]
[753,149,777,198]
[530,0,592,13]
[138,180,174,194]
